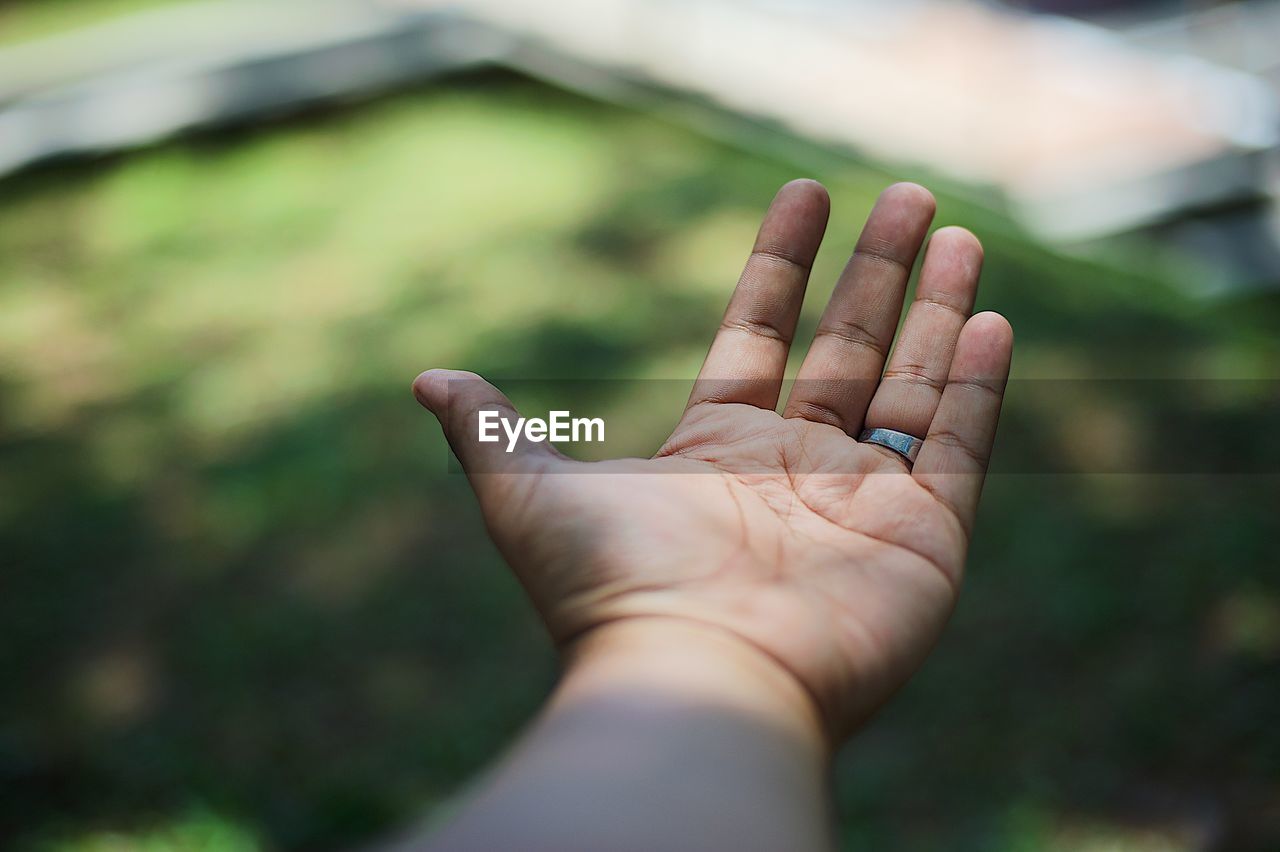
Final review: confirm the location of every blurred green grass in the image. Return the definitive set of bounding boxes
[0,0,175,47]
[1,72,1278,851]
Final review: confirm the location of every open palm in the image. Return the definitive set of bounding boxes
[414,181,1013,736]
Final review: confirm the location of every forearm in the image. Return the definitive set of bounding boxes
[418,620,834,852]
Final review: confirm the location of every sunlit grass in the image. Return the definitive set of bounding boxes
[40,809,258,852]
[0,0,175,47]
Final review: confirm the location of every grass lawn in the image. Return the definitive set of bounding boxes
[0,0,178,47]
[1,71,1278,851]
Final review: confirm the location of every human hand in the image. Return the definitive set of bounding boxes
[413,181,1012,743]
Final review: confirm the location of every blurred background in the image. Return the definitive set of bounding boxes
[2,0,1278,850]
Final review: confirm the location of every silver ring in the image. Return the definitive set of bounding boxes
[858,427,923,466]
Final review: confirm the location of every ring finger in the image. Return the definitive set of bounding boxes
[862,226,984,451]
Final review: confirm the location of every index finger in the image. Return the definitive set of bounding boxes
[686,179,830,411]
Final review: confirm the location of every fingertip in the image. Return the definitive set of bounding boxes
[780,177,829,202]
[754,178,831,267]
[956,312,1014,376]
[968,311,1013,344]
[930,225,984,260]
[919,227,985,297]
[772,178,832,222]
[860,182,936,250]
[880,181,937,216]
[412,368,459,412]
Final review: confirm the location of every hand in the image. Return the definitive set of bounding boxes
[413,181,1012,742]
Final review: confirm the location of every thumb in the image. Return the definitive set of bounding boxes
[412,369,557,479]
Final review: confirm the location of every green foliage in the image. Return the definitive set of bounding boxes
[39,809,258,852]
[0,0,175,47]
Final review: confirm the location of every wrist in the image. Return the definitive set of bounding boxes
[450,618,836,851]
[555,618,832,756]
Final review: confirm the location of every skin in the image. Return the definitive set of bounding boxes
[408,181,1013,851]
